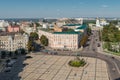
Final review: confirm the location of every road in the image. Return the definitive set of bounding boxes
[81,30,120,80]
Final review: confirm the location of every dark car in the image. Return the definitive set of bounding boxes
[97,43,100,47]
[4,67,11,72]
[111,56,115,59]
[25,56,32,59]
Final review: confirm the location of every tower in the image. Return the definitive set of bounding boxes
[96,18,101,27]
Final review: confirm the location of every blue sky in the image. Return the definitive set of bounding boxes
[0,0,120,18]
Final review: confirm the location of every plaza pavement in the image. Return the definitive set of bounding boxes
[18,54,109,80]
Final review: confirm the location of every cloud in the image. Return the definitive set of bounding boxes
[101,5,109,8]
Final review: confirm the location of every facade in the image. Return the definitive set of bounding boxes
[7,25,20,32]
[38,29,83,50]
[0,20,9,31]
[0,33,29,52]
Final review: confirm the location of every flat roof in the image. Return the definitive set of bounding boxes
[53,31,80,34]
[63,24,81,26]
[76,24,87,29]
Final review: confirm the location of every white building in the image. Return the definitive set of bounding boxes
[0,33,29,52]
[96,18,109,27]
[0,20,9,31]
[43,24,48,28]
[96,19,101,27]
[75,18,83,24]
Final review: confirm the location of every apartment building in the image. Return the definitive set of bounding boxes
[0,33,29,52]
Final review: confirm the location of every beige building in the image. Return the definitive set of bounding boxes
[0,33,29,52]
[38,29,83,50]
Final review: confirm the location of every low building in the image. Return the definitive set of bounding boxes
[7,25,20,32]
[0,33,29,53]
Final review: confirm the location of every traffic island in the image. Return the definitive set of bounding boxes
[68,57,86,67]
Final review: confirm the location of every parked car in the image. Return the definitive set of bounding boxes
[97,43,100,47]
[4,67,11,72]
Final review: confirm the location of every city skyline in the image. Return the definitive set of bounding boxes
[0,0,120,18]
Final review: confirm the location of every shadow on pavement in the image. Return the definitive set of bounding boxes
[0,55,27,80]
[115,78,120,80]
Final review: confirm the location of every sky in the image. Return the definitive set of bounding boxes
[0,0,120,18]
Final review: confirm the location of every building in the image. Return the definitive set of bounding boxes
[0,20,9,31]
[116,21,120,30]
[96,19,101,27]
[38,29,83,50]
[75,24,87,33]
[96,18,109,27]
[0,33,29,53]
[7,25,20,32]
[53,23,63,32]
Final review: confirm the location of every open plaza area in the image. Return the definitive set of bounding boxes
[20,54,109,80]
[0,54,109,80]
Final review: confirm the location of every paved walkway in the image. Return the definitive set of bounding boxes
[18,55,109,80]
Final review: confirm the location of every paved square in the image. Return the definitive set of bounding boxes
[19,54,109,80]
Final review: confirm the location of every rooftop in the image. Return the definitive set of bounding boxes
[63,24,81,26]
[53,31,80,34]
[76,24,87,29]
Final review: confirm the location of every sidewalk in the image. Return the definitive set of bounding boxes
[97,42,120,60]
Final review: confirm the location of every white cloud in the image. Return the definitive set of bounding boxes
[101,5,109,8]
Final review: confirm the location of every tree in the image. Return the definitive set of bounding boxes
[15,50,18,56]
[40,35,48,46]
[80,35,88,47]
[87,27,91,36]
[8,51,12,57]
[31,46,35,51]
[1,51,6,59]
[21,49,26,55]
[27,41,33,52]
[30,32,39,40]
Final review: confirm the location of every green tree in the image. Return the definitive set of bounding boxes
[27,41,33,52]
[30,32,39,40]
[15,50,18,56]
[21,49,26,55]
[1,51,6,59]
[40,35,48,46]
[80,35,88,47]
[87,27,91,36]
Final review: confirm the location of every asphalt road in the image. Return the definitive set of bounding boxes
[80,30,120,80]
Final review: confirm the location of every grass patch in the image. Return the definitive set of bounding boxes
[68,57,86,67]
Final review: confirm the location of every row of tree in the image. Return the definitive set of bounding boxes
[80,35,88,47]
[0,49,26,59]
[27,32,48,52]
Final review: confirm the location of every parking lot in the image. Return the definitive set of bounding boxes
[0,54,109,80]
